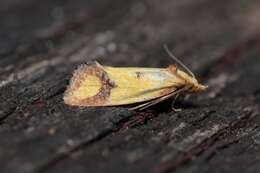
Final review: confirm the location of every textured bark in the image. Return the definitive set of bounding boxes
[0,0,260,173]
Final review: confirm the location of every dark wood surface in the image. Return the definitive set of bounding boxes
[1,0,260,173]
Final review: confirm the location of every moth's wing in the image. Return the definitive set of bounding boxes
[129,86,189,110]
[63,63,109,106]
[105,67,181,106]
[64,64,185,106]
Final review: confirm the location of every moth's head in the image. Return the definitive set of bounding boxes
[190,82,208,92]
[176,69,207,92]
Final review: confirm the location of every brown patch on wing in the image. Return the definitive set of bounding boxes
[64,62,116,106]
[167,64,186,83]
[167,64,178,74]
[135,72,144,79]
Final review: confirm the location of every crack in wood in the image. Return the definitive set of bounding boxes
[33,128,112,173]
[151,110,255,173]
[0,107,16,124]
[30,109,135,173]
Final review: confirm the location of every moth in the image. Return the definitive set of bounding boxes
[63,45,207,110]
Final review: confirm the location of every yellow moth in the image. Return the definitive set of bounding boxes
[63,45,207,110]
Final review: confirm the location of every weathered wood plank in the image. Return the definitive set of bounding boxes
[0,0,260,173]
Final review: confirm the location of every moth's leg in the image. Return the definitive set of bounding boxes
[138,92,179,110]
[129,88,179,111]
[171,94,182,112]
[128,101,153,111]
[129,91,179,110]
[129,94,176,111]
[130,87,188,111]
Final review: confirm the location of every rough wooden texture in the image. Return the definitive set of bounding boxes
[1,0,260,173]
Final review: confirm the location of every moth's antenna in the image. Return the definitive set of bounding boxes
[163,44,195,78]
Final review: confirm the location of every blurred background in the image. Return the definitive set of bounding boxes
[1,0,260,72]
[1,1,260,173]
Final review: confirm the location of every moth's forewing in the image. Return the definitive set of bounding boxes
[63,64,186,106]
